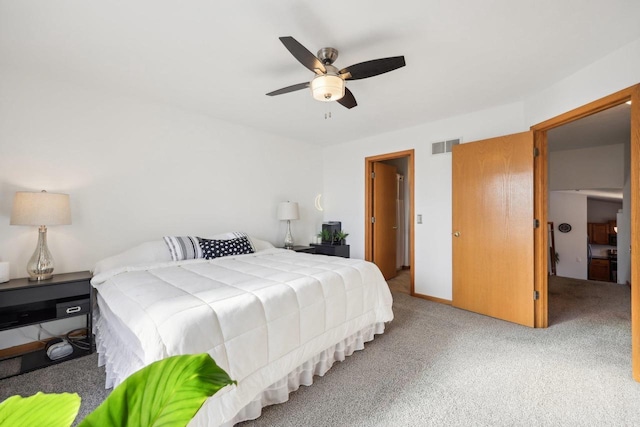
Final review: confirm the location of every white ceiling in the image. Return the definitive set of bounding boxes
[548,103,631,152]
[1,1,640,146]
[548,102,631,201]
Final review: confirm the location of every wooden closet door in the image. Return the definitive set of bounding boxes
[373,162,398,280]
[452,131,535,327]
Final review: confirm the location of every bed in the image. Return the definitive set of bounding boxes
[90,233,393,426]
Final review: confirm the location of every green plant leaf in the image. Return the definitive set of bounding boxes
[79,353,235,427]
[0,392,80,427]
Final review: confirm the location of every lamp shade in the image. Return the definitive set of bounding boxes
[311,74,345,102]
[277,201,299,221]
[10,191,71,226]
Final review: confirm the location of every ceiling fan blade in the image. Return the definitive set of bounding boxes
[340,56,406,80]
[337,87,357,109]
[266,82,310,96]
[279,36,326,75]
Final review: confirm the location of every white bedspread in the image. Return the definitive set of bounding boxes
[92,248,393,426]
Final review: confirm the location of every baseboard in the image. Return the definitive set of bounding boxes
[412,292,452,305]
[401,265,411,270]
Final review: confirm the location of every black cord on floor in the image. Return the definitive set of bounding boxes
[65,328,91,351]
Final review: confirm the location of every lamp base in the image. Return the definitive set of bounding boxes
[28,272,53,282]
[27,226,55,281]
[283,220,294,249]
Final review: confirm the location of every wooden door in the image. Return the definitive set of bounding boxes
[373,162,397,280]
[452,131,535,327]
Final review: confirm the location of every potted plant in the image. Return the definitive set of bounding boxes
[318,229,332,244]
[333,231,349,245]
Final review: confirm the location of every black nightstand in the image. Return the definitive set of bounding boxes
[281,246,316,254]
[310,244,350,258]
[0,271,93,378]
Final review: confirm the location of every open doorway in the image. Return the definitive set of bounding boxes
[531,83,639,381]
[546,103,630,327]
[547,103,630,284]
[364,150,415,295]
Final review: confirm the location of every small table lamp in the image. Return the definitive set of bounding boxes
[10,190,71,281]
[277,201,299,249]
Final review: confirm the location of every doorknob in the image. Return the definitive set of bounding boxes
[453,231,460,237]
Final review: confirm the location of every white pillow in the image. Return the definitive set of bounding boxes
[92,235,274,275]
[92,240,171,276]
[247,237,274,252]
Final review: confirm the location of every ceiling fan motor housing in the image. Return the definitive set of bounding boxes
[317,47,339,65]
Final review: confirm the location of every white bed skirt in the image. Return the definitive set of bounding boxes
[95,305,386,426]
[216,321,386,427]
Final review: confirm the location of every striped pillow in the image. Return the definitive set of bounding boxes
[163,236,203,261]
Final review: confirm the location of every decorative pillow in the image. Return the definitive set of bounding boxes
[163,236,203,261]
[199,234,255,260]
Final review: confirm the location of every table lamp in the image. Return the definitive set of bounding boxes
[10,190,71,281]
[277,201,299,249]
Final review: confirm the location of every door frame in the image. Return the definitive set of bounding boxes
[365,149,415,294]
[531,84,640,381]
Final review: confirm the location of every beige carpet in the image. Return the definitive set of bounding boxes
[239,275,638,426]
[1,275,637,426]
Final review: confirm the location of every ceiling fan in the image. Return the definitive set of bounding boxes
[266,36,406,109]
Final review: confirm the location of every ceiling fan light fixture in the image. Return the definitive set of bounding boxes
[311,74,345,102]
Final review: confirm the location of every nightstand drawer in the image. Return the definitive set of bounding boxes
[56,298,90,319]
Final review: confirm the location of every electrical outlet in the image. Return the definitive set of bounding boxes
[417,214,422,224]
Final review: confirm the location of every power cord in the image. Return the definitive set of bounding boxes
[23,324,91,350]
[65,328,91,351]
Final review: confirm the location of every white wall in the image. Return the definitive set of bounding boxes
[549,144,624,191]
[322,35,640,301]
[587,199,622,223]
[549,192,588,280]
[0,70,323,347]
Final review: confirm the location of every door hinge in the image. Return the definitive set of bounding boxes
[533,147,540,157]
[534,219,540,228]
[371,172,375,179]
[371,217,376,223]
[534,290,540,300]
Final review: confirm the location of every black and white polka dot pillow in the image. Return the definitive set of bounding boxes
[199,235,255,260]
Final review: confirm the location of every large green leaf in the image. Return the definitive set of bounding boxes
[0,391,81,427]
[79,353,235,427]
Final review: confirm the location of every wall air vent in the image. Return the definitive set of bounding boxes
[431,141,445,155]
[432,138,461,155]
[445,139,460,152]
